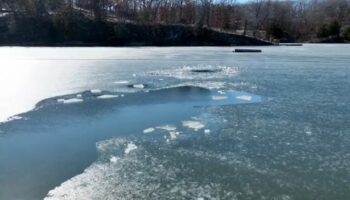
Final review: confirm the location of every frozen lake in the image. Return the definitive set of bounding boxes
[0,45,350,199]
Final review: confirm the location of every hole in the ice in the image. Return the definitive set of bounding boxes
[127,84,148,89]
[190,69,222,73]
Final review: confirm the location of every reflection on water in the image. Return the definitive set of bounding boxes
[0,45,350,200]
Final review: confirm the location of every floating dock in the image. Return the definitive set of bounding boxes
[234,49,262,53]
[279,43,303,46]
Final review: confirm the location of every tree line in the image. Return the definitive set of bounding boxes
[1,0,350,42]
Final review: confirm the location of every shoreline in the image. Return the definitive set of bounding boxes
[1,42,349,48]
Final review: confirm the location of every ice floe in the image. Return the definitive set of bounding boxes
[305,127,313,136]
[124,143,138,154]
[156,125,177,132]
[144,125,181,141]
[182,120,205,131]
[97,95,119,99]
[110,156,119,163]
[218,90,226,95]
[9,116,23,120]
[143,128,155,134]
[132,84,145,89]
[57,99,65,103]
[169,131,180,140]
[204,129,211,134]
[236,95,252,101]
[5,115,24,122]
[61,98,84,104]
[96,138,127,152]
[212,95,228,100]
[114,80,129,84]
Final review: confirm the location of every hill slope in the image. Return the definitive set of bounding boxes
[0,13,273,46]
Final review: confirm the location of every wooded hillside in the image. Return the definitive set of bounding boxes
[0,0,349,44]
